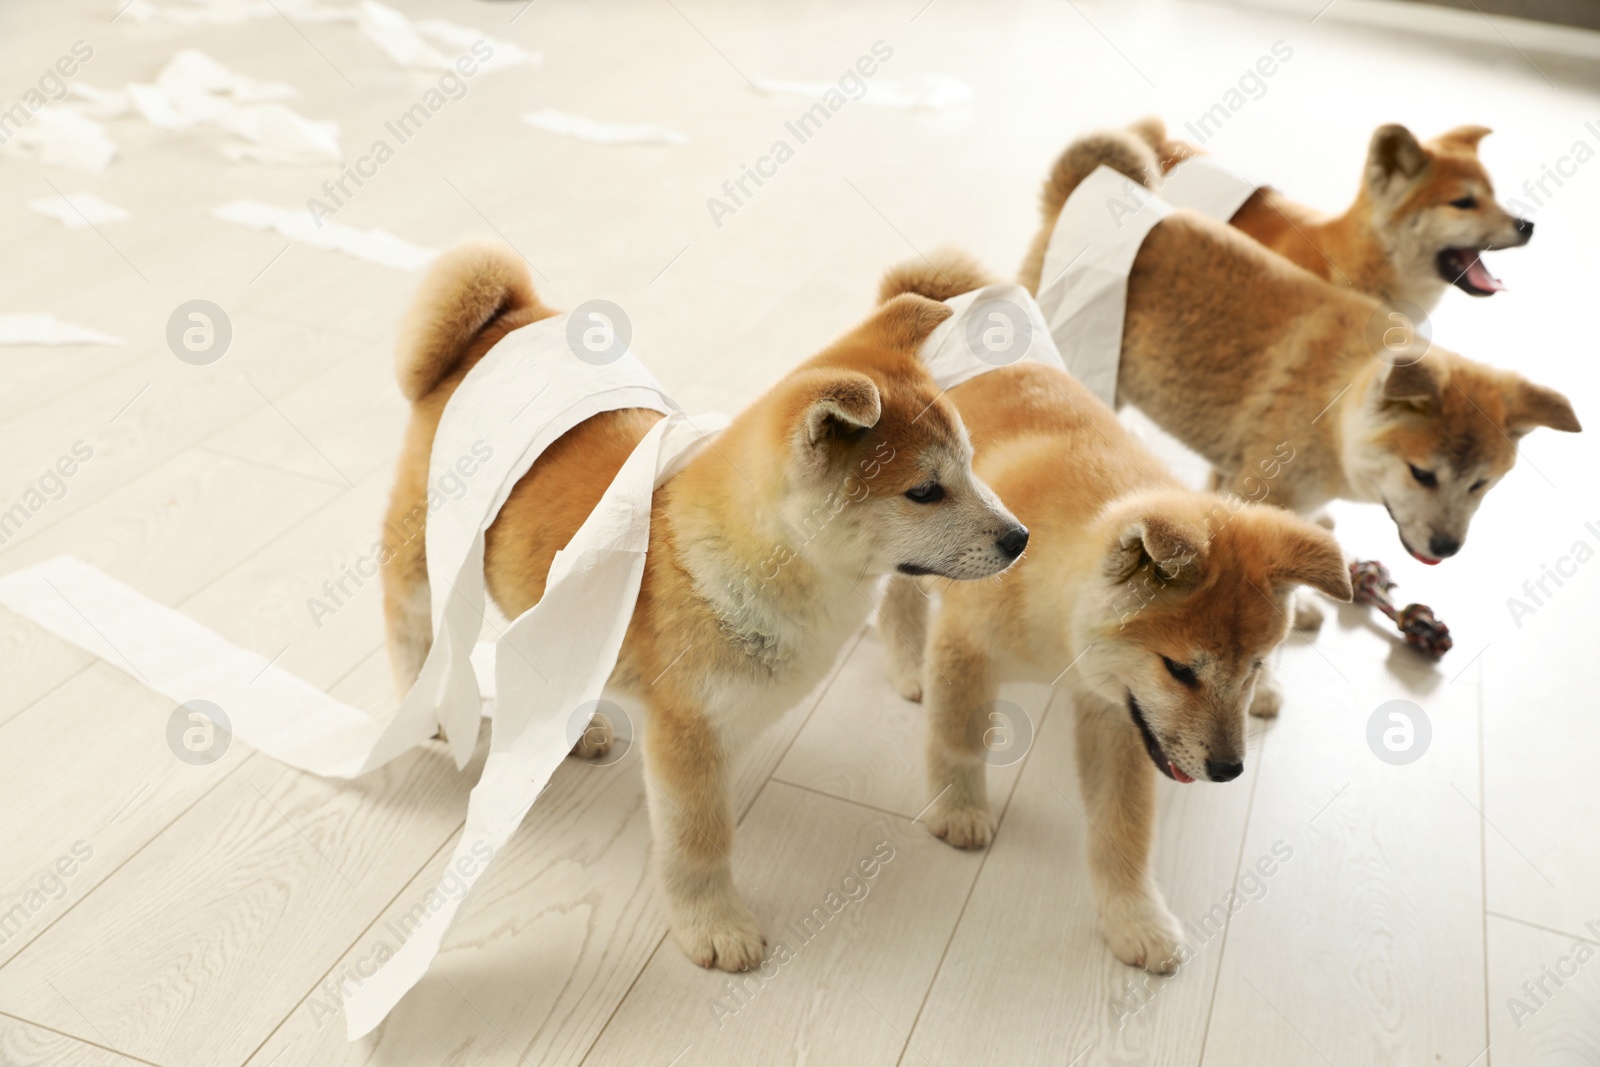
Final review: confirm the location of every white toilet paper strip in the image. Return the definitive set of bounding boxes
[0,314,124,346]
[1157,156,1259,222]
[1033,165,1174,408]
[521,109,689,146]
[211,200,436,270]
[26,192,130,228]
[917,282,1065,391]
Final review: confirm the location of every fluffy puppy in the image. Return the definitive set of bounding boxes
[1130,116,1532,309]
[877,252,1352,974]
[1019,128,1578,582]
[381,241,1027,971]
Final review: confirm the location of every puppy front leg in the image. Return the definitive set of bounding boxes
[1075,699,1185,975]
[877,574,929,702]
[922,617,998,849]
[643,705,765,971]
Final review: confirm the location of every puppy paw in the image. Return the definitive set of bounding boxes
[888,661,924,703]
[1293,598,1324,632]
[1102,893,1185,975]
[925,798,995,850]
[570,712,613,759]
[1249,671,1283,719]
[673,903,767,972]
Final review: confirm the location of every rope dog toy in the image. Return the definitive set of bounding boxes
[1349,559,1452,659]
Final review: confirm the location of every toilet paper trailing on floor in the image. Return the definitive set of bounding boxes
[0,310,728,1033]
[1157,156,1259,222]
[1033,165,1174,408]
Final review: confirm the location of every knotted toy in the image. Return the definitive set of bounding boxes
[1349,559,1452,659]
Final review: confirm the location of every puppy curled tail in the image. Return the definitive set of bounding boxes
[877,247,997,305]
[1020,128,1161,292]
[1126,115,1200,175]
[395,239,546,402]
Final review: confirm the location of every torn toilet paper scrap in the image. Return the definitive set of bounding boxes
[114,51,338,164]
[0,108,116,172]
[157,49,298,105]
[27,191,129,228]
[358,2,537,73]
[217,104,341,165]
[122,0,357,26]
[0,314,124,346]
[211,200,437,270]
[413,18,540,74]
[751,74,974,110]
[1034,165,1174,408]
[521,109,689,146]
[1156,155,1258,222]
[916,282,1065,392]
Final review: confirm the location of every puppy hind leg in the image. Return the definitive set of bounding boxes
[1075,699,1185,974]
[922,616,999,849]
[644,704,765,972]
[878,575,930,702]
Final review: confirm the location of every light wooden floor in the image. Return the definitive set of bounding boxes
[3,0,1599,1064]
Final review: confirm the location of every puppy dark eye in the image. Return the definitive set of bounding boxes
[904,482,945,504]
[1449,196,1478,209]
[1251,659,1264,671]
[1469,478,1487,492]
[1408,464,1438,488]
[1162,656,1199,688]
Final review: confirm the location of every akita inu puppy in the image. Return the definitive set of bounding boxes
[875,252,1352,974]
[382,242,1028,972]
[1018,129,1579,585]
[1130,116,1532,310]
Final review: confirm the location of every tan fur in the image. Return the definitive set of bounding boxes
[878,257,1351,972]
[381,242,1027,973]
[1018,128,1579,564]
[1130,117,1532,309]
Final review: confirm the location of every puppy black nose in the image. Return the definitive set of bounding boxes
[1205,759,1244,783]
[996,525,1029,560]
[1515,217,1534,237]
[1428,533,1461,559]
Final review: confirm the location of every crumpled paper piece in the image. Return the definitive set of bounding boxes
[358,1,538,73]
[27,191,130,228]
[521,108,688,146]
[211,200,437,270]
[0,109,117,172]
[115,50,340,164]
[751,74,974,110]
[0,314,124,345]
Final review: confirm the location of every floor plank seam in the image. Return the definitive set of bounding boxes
[0,1007,169,1067]
[888,683,1053,1067]
[1194,716,1269,1067]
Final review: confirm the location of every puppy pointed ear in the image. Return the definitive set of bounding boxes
[1105,514,1205,585]
[1381,356,1443,411]
[861,293,954,353]
[1367,124,1429,191]
[1270,518,1353,603]
[800,370,882,448]
[1434,124,1492,154]
[1509,378,1581,435]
